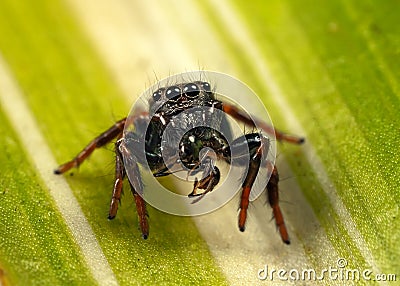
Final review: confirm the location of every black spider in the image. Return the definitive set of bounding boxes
[54,79,304,244]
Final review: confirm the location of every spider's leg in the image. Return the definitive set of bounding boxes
[221,103,304,144]
[267,165,290,244]
[130,182,149,240]
[226,132,265,231]
[54,118,127,174]
[117,137,149,239]
[231,133,290,244]
[108,137,125,220]
[238,142,262,232]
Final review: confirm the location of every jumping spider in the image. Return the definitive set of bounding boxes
[54,77,304,244]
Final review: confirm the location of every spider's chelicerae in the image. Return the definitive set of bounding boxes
[55,77,304,244]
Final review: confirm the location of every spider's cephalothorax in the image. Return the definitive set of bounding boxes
[54,77,304,244]
[143,81,225,174]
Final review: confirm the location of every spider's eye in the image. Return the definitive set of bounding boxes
[183,83,200,98]
[196,81,211,92]
[152,88,164,101]
[166,86,181,100]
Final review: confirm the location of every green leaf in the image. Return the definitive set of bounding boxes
[1,0,398,285]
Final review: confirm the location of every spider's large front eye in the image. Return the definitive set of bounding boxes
[166,86,181,100]
[183,83,200,98]
[152,88,165,101]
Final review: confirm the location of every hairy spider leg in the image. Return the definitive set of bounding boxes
[108,138,125,220]
[117,135,149,239]
[221,104,305,144]
[55,113,150,239]
[221,103,294,244]
[230,132,289,244]
[267,165,290,244]
[238,142,262,232]
[131,183,149,239]
[54,118,127,174]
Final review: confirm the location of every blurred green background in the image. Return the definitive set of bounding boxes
[0,0,398,285]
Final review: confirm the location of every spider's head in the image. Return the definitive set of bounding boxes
[149,81,215,115]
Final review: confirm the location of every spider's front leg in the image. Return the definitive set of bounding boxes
[233,133,290,244]
[237,134,263,232]
[108,138,125,220]
[116,138,149,239]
